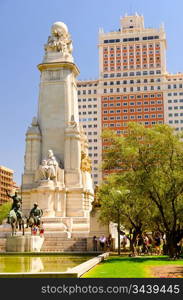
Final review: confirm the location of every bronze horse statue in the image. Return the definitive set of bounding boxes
[9,209,25,236]
[26,213,41,232]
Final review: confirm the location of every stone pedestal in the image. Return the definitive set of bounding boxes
[6,235,44,252]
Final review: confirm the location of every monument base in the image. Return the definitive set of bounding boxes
[6,235,44,252]
[41,216,90,238]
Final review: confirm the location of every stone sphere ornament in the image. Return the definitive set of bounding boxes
[51,22,68,37]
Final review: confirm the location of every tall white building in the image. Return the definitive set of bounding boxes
[77,14,183,184]
[77,80,102,186]
[164,73,183,132]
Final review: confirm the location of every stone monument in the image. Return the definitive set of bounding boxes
[21,22,94,237]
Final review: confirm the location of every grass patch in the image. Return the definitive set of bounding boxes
[82,256,183,278]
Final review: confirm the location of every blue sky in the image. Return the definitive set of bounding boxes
[0,0,182,185]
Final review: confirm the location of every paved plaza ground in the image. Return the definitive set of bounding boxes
[82,255,183,278]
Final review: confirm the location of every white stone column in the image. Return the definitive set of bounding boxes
[64,136,71,169]
[24,139,31,171]
[70,136,81,170]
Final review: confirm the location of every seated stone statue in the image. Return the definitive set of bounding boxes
[35,149,64,183]
[37,159,48,180]
[47,149,58,180]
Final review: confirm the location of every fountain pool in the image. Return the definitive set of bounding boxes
[0,254,95,273]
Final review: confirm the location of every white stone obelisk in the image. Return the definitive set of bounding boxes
[22,22,94,236]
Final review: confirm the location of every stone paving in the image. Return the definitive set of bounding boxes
[151,265,183,278]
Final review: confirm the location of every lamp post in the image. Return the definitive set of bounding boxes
[110,189,122,256]
[115,189,130,255]
[116,190,122,256]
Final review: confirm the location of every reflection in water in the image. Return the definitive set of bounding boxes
[0,255,93,273]
[31,257,44,273]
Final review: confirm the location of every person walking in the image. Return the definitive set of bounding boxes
[93,236,98,251]
[106,234,112,251]
[99,235,106,251]
[136,234,143,255]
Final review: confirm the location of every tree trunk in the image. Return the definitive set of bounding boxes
[129,228,141,255]
[129,238,134,253]
[166,231,182,259]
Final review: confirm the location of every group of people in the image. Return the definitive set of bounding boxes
[93,234,112,252]
[120,232,164,256]
[135,233,162,256]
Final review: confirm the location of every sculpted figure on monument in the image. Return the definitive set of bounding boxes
[46,149,59,179]
[80,151,92,173]
[36,150,64,183]
[37,160,49,180]
[44,22,73,57]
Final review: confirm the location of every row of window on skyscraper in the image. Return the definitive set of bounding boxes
[103,36,160,43]
[103,86,161,93]
[103,70,161,78]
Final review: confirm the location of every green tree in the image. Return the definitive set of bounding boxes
[102,123,183,258]
[98,174,152,254]
[0,202,11,224]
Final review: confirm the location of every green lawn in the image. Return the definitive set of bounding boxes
[82,256,183,278]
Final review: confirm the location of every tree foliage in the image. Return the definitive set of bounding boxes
[97,174,153,253]
[100,123,183,257]
[0,202,11,224]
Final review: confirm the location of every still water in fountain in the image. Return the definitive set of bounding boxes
[0,255,94,273]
